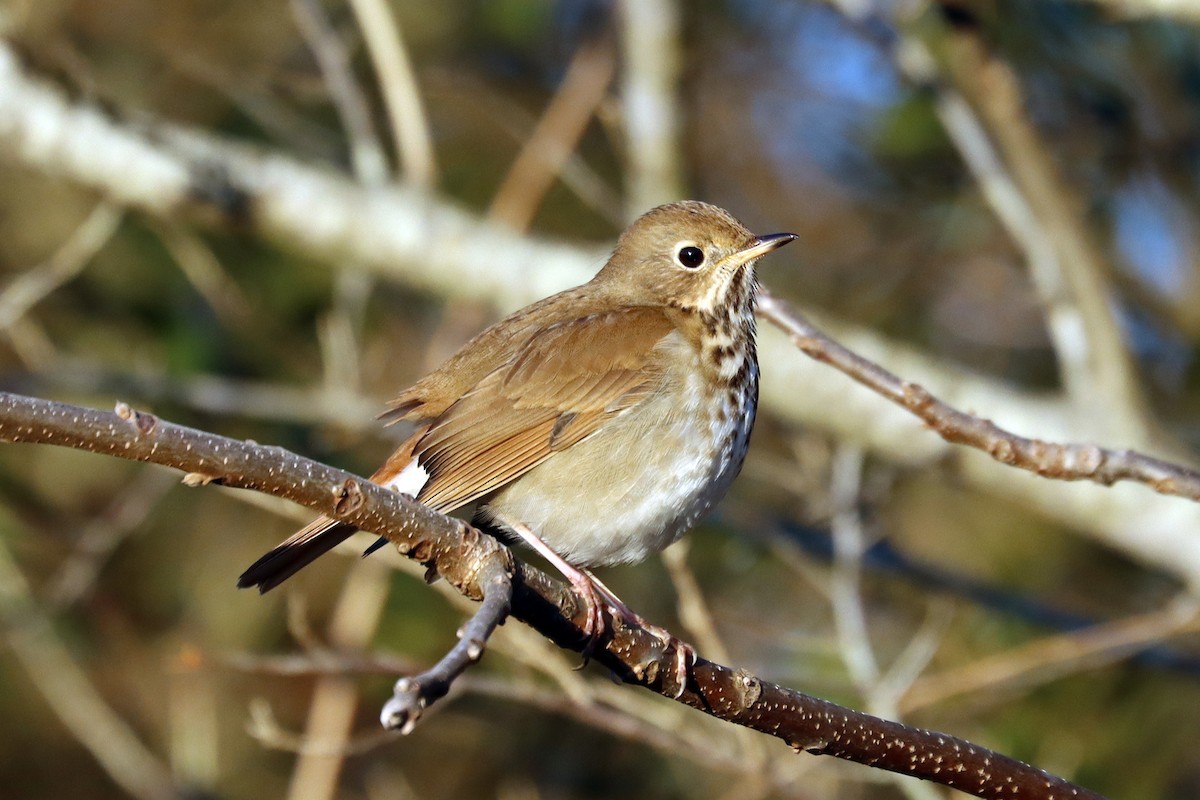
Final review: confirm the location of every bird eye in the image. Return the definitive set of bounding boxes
[676,245,706,269]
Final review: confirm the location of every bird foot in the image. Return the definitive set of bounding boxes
[566,572,609,661]
[586,571,695,698]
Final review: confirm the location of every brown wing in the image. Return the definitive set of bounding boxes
[239,304,675,593]
[412,306,674,511]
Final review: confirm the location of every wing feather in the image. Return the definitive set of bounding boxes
[412,307,675,513]
[240,305,678,593]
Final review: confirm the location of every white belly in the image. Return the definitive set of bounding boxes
[481,360,757,567]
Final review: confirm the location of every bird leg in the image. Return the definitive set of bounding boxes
[491,518,693,695]
[499,520,607,650]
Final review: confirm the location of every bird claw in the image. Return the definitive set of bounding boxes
[565,570,694,697]
[603,600,694,699]
[568,574,608,664]
[638,620,694,699]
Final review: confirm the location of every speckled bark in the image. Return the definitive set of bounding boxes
[0,392,1104,800]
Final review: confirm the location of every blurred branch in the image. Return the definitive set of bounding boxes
[291,0,392,397]
[231,651,809,797]
[151,220,254,329]
[661,540,771,770]
[291,0,390,182]
[826,447,941,800]
[618,0,685,212]
[426,72,624,224]
[0,520,180,800]
[902,594,1200,713]
[0,391,1105,800]
[489,34,615,231]
[345,0,436,188]
[662,540,732,666]
[45,467,176,609]
[827,446,879,691]
[248,698,397,757]
[1,40,1199,583]
[1084,0,1200,22]
[31,360,381,428]
[287,558,392,800]
[831,1,1149,441]
[0,201,122,330]
[927,26,1149,444]
[460,674,809,799]
[168,52,342,161]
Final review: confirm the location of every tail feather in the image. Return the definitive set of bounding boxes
[240,428,429,592]
[237,516,359,593]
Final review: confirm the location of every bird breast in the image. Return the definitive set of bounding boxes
[479,329,757,567]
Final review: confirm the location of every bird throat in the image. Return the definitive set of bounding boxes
[682,267,761,488]
[686,266,759,386]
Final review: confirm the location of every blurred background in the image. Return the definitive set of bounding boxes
[0,0,1199,798]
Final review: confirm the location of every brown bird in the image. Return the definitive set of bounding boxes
[239,201,795,643]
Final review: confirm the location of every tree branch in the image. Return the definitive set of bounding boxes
[759,292,1200,500]
[0,391,1104,800]
[380,555,512,733]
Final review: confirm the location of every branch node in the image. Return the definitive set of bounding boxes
[379,556,512,733]
[901,381,934,411]
[733,668,762,709]
[113,401,158,435]
[379,677,425,735]
[333,478,365,516]
[181,472,218,487]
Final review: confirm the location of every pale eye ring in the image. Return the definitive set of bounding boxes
[675,244,706,269]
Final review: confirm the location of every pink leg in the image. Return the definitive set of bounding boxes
[495,517,694,696]
[500,519,606,647]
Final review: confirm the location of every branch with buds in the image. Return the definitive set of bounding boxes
[0,391,1104,800]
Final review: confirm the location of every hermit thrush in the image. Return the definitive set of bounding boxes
[239,201,795,643]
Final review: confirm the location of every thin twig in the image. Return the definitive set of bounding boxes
[489,35,616,231]
[0,526,179,800]
[759,291,1200,501]
[345,0,437,188]
[0,202,122,330]
[0,392,1106,800]
[380,555,512,732]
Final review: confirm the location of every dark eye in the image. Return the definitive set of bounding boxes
[676,245,705,269]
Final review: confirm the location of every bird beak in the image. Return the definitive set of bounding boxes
[731,232,797,266]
